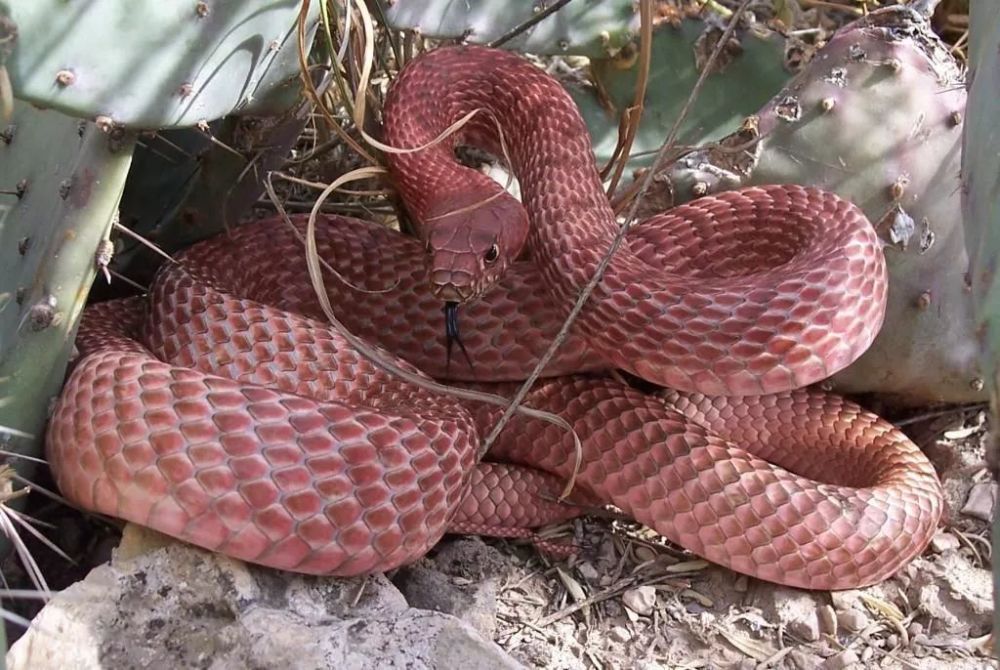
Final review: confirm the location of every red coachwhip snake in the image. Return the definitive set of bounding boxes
[47,46,942,590]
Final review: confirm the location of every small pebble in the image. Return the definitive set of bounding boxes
[929,531,960,553]
[829,590,860,612]
[817,605,838,636]
[633,546,657,563]
[886,634,899,649]
[622,586,657,616]
[961,481,997,522]
[576,562,599,581]
[907,621,924,638]
[837,609,870,633]
[822,648,860,670]
[788,617,820,643]
[608,625,632,643]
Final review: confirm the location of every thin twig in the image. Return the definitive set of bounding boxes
[605,0,654,197]
[480,0,755,457]
[370,0,404,68]
[487,0,575,49]
[895,403,985,427]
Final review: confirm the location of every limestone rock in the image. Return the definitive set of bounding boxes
[392,537,510,639]
[7,525,522,670]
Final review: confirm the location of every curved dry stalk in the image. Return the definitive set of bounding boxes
[303,168,584,473]
[263,170,399,295]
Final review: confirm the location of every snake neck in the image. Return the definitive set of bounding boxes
[383,45,618,286]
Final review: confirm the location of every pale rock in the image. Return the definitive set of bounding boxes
[763,587,822,642]
[822,648,860,670]
[929,530,961,553]
[621,586,657,616]
[836,608,870,633]
[608,625,632,643]
[6,525,522,670]
[393,536,510,641]
[960,481,996,522]
[817,605,838,636]
[913,550,993,635]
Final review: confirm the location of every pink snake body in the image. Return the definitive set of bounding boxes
[47,47,943,590]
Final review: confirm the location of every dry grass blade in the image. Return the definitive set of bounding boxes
[666,559,708,573]
[263,170,400,295]
[535,573,679,626]
[301,168,583,452]
[2,504,73,565]
[348,0,377,132]
[0,607,35,630]
[555,566,591,625]
[274,171,390,197]
[0,589,52,601]
[368,0,402,67]
[859,593,905,622]
[297,0,377,165]
[604,0,654,197]
[346,0,517,210]
[0,65,12,123]
[717,627,777,661]
[0,449,46,465]
[0,425,33,440]
[0,508,49,594]
[480,0,757,456]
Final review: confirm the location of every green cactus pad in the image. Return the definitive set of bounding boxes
[963,0,1000,402]
[0,101,135,465]
[385,0,638,58]
[3,0,317,129]
[665,7,979,406]
[571,19,789,176]
[962,2,1000,648]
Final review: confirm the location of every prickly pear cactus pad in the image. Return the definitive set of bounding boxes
[113,98,313,283]
[963,0,1000,405]
[0,101,135,461]
[385,0,638,58]
[572,18,789,176]
[4,0,317,129]
[962,4,1000,639]
[666,7,980,406]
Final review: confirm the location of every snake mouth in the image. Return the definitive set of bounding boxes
[432,280,475,303]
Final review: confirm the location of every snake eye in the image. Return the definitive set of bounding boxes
[483,243,500,265]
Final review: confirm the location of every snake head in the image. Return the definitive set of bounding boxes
[424,188,528,303]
